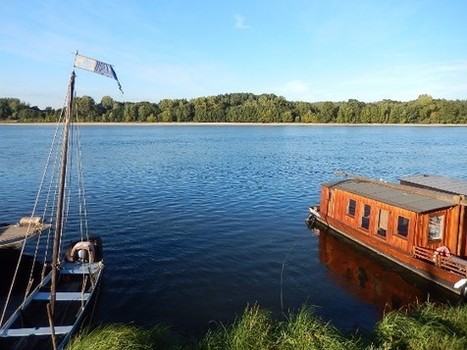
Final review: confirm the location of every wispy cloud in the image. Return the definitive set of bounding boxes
[234,14,251,29]
[122,57,236,103]
[277,80,313,101]
[322,59,467,102]
[274,59,467,103]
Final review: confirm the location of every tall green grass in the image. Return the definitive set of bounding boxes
[66,323,183,350]
[372,302,467,350]
[67,302,467,350]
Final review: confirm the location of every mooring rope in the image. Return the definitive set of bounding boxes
[280,242,297,314]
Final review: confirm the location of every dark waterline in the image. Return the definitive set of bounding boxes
[1,125,466,335]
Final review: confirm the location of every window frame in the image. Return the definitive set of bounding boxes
[347,199,356,217]
[360,204,371,230]
[396,215,409,238]
[428,214,444,241]
[376,209,389,238]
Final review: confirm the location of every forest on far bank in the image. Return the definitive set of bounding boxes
[1,93,467,124]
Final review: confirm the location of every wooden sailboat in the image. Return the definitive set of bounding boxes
[0,53,121,350]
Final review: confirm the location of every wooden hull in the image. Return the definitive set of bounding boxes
[307,209,466,298]
[0,220,51,249]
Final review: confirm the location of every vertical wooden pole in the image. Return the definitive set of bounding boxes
[50,70,75,316]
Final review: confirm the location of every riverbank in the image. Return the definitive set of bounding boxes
[67,302,467,350]
[1,121,466,127]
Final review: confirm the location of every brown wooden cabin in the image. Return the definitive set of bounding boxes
[316,174,467,294]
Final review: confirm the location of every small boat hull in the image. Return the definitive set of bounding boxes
[0,239,104,350]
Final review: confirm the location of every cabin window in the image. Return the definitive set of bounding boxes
[428,214,444,241]
[347,199,356,217]
[377,209,389,237]
[397,216,409,237]
[361,204,371,229]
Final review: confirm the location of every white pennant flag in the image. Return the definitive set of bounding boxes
[74,54,123,93]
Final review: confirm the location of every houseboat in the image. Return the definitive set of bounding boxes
[306,173,467,297]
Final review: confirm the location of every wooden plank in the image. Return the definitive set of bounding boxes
[1,325,73,337]
[60,262,102,274]
[33,292,90,301]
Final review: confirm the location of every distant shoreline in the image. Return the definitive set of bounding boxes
[1,122,466,127]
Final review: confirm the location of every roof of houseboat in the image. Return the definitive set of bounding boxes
[399,175,467,196]
[325,179,455,213]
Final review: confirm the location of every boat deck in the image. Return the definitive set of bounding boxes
[0,261,103,350]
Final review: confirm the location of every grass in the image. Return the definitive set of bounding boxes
[66,323,182,350]
[66,302,467,350]
[372,302,467,350]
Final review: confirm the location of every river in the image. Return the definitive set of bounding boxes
[0,124,466,335]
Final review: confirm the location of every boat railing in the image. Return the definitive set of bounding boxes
[413,246,467,277]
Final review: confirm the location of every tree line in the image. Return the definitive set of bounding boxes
[1,93,467,124]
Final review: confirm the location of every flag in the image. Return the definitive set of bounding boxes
[74,54,123,93]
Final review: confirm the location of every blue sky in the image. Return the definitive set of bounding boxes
[1,0,467,108]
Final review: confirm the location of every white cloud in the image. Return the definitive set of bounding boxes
[335,59,467,101]
[234,14,251,29]
[277,80,314,101]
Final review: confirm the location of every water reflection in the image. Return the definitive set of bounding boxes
[316,228,458,313]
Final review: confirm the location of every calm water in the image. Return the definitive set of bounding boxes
[1,125,466,334]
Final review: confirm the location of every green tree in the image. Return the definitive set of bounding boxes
[158,99,177,122]
[0,99,12,120]
[75,96,97,121]
[174,99,193,122]
[414,94,437,123]
[318,102,338,123]
[100,96,114,111]
[137,102,157,122]
[109,102,124,122]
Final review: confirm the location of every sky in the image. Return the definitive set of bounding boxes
[1,0,467,109]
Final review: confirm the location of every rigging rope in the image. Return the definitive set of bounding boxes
[73,98,90,290]
[41,131,62,280]
[1,77,94,327]
[0,93,69,327]
[25,113,65,300]
[75,112,90,241]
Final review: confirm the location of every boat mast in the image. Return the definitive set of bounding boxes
[50,70,75,316]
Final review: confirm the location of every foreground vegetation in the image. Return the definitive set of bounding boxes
[2,93,467,124]
[67,302,467,350]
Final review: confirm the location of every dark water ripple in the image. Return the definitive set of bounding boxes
[1,125,466,335]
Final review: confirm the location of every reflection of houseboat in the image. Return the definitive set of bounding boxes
[306,173,467,297]
[317,228,456,312]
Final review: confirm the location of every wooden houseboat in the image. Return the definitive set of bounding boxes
[306,173,467,297]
